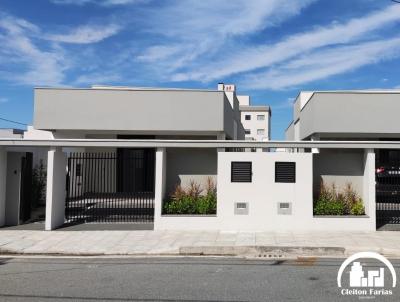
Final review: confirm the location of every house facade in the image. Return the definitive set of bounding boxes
[0,87,397,232]
[286,90,400,230]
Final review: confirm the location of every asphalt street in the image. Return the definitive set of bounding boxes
[0,256,398,301]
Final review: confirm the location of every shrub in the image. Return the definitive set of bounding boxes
[350,201,365,215]
[314,181,365,216]
[314,199,346,215]
[163,177,217,215]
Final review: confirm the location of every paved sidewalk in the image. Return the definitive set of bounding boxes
[0,230,399,258]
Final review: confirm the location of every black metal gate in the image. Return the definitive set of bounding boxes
[376,149,400,229]
[66,149,155,223]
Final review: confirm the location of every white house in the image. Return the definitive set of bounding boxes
[0,86,392,233]
[286,90,400,230]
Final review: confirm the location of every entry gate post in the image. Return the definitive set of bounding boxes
[45,147,67,230]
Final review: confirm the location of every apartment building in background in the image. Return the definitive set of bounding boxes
[235,91,271,142]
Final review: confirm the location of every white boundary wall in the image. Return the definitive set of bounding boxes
[218,152,313,231]
[156,150,376,231]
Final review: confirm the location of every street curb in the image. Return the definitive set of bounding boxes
[2,245,400,258]
[179,246,346,258]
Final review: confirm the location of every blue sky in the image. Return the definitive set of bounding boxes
[1,0,400,139]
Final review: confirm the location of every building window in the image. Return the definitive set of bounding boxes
[231,161,252,183]
[245,115,251,120]
[257,115,265,121]
[257,129,265,135]
[245,129,251,135]
[275,162,296,183]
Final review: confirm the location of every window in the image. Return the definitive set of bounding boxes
[231,161,252,182]
[275,162,296,183]
[245,129,251,135]
[257,129,265,135]
[245,115,251,120]
[257,115,265,121]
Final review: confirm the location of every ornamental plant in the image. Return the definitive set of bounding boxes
[314,181,365,216]
[163,178,217,215]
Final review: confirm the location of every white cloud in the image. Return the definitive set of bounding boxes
[0,14,67,86]
[240,37,400,90]
[136,45,181,62]
[73,73,122,85]
[0,11,124,86]
[136,0,315,71]
[173,4,400,82]
[46,24,121,44]
[51,0,145,6]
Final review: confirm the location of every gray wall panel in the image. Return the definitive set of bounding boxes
[34,89,226,133]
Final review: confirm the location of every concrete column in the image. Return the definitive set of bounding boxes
[45,147,67,231]
[153,148,166,228]
[0,147,7,227]
[311,134,320,154]
[363,148,376,229]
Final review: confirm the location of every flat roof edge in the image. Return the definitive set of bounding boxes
[34,87,223,93]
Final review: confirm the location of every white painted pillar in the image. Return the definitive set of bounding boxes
[311,134,320,154]
[363,148,376,230]
[153,147,166,229]
[45,147,67,231]
[0,147,7,227]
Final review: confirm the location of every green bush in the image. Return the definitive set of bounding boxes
[314,181,365,216]
[350,200,365,215]
[163,178,217,215]
[314,199,346,215]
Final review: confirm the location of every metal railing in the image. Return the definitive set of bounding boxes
[65,151,155,223]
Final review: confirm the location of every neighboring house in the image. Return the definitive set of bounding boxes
[285,90,400,141]
[0,128,24,139]
[285,90,400,230]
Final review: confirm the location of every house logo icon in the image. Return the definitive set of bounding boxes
[349,261,384,287]
[337,252,396,297]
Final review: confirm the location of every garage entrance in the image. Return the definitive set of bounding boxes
[65,149,155,224]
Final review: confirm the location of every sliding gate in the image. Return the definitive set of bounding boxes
[65,149,155,223]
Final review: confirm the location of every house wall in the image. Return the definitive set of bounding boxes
[299,92,400,140]
[166,148,217,197]
[34,88,232,135]
[313,149,364,198]
[285,122,294,141]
